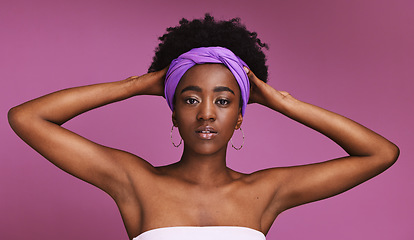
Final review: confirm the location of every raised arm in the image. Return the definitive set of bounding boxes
[8,68,167,199]
[246,68,399,213]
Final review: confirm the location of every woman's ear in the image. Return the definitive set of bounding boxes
[235,111,243,130]
[172,110,178,127]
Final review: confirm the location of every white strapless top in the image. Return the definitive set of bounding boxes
[133,226,266,240]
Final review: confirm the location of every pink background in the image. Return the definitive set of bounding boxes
[1,0,413,239]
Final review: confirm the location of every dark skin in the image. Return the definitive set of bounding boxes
[8,64,399,239]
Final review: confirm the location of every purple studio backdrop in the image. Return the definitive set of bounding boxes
[1,0,413,239]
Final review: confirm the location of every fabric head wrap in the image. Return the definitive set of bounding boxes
[164,46,250,116]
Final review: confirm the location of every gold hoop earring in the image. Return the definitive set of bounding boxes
[170,125,182,147]
[231,127,244,150]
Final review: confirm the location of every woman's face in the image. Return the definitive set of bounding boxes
[172,63,243,155]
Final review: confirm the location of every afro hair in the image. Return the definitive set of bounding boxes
[148,14,269,82]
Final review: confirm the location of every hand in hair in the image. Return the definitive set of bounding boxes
[128,66,168,97]
[245,67,398,212]
[246,67,290,109]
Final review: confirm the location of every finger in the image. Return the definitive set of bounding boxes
[243,66,254,79]
[243,66,249,74]
[244,67,262,85]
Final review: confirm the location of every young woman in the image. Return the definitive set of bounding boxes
[8,15,399,240]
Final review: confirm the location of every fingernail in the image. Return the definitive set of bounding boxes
[243,66,249,74]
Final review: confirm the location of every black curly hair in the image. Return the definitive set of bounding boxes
[148,14,269,82]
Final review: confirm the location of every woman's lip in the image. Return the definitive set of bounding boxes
[196,131,217,140]
[195,126,217,133]
[196,130,217,133]
[195,126,217,139]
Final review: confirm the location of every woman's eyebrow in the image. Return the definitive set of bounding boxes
[213,86,235,95]
[180,85,235,95]
[181,85,202,94]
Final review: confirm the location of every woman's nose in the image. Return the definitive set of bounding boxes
[197,100,216,121]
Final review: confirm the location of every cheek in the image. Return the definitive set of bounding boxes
[174,110,193,134]
[220,112,240,132]
[174,106,191,123]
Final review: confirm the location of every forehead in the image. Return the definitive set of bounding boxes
[176,63,240,93]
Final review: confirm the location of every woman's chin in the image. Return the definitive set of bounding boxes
[184,142,227,156]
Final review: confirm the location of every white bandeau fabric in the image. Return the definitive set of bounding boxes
[133,226,266,240]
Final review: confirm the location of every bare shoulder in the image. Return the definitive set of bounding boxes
[224,167,287,201]
[240,167,286,186]
[223,168,288,231]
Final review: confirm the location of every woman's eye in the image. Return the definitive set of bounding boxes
[185,98,199,104]
[216,99,230,105]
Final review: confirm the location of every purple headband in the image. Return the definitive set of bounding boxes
[164,47,250,116]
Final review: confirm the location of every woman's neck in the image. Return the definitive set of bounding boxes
[170,146,234,186]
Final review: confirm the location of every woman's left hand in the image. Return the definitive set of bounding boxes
[244,67,399,215]
[245,67,291,111]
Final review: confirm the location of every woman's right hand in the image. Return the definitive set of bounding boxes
[128,66,168,97]
[7,67,169,202]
